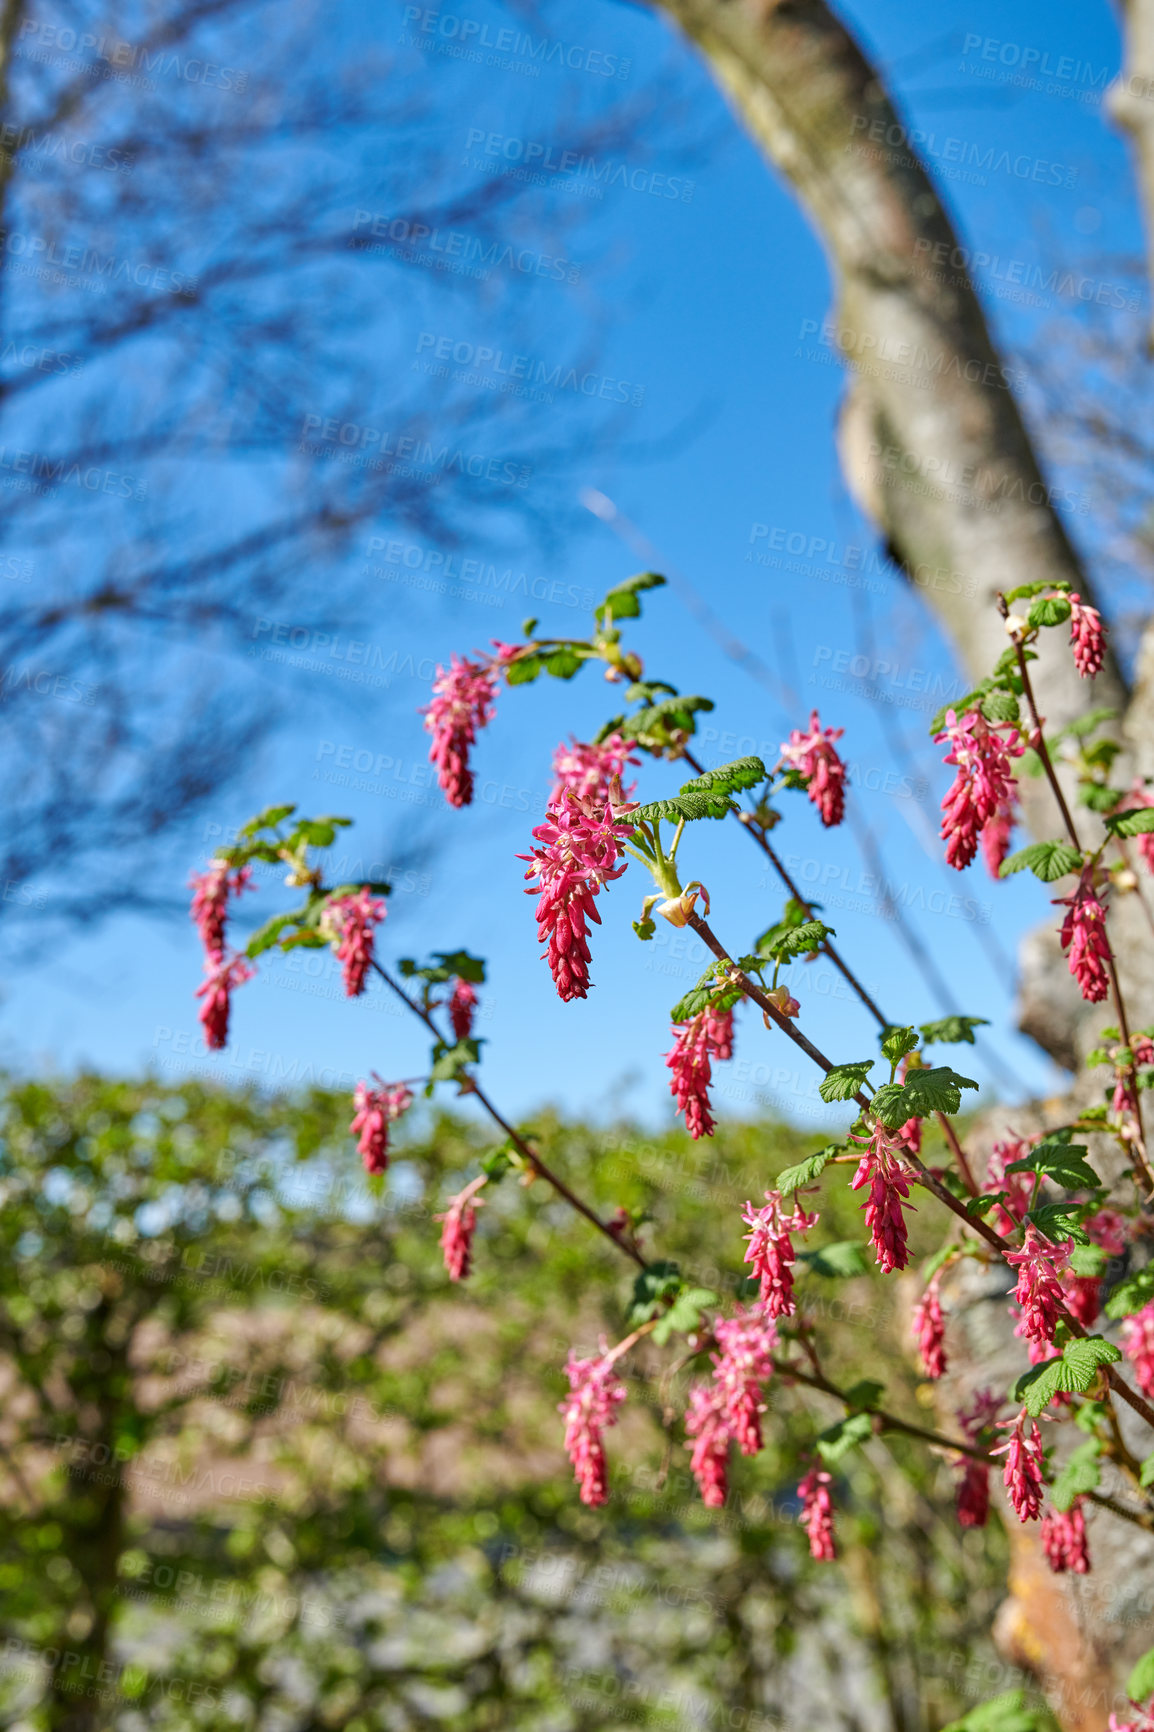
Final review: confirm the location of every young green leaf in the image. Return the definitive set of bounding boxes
[818,1061,874,1103]
[505,653,542,686]
[1027,595,1072,628]
[816,1409,874,1465]
[428,1037,483,1084]
[880,1025,919,1064]
[998,840,1083,881]
[759,919,833,961]
[1105,807,1154,838]
[1014,1336,1121,1416]
[652,1287,720,1345]
[1005,1143,1101,1191]
[627,1260,682,1325]
[775,1145,838,1194]
[981,689,1020,725]
[919,1015,990,1047]
[432,949,486,984]
[1127,1647,1154,1707]
[1105,1265,1154,1321]
[598,570,666,621]
[798,1240,869,1279]
[1048,1437,1102,1512]
[893,1066,979,1120]
[245,910,308,959]
[940,1689,1057,1732]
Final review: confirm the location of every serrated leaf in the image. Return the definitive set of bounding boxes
[999,840,1083,882]
[1005,581,1063,603]
[816,1409,873,1465]
[597,570,667,622]
[432,949,486,985]
[505,653,542,686]
[981,689,1021,724]
[1105,1265,1154,1321]
[1015,1336,1120,1416]
[245,910,307,959]
[1068,1243,1107,1278]
[1127,1647,1154,1706]
[1027,595,1072,628]
[776,1146,838,1194]
[843,1379,884,1410]
[761,919,832,961]
[919,1015,990,1047]
[544,646,582,679]
[1106,807,1154,838]
[628,1260,682,1325]
[885,1066,980,1121]
[294,819,337,848]
[1049,1437,1102,1512]
[1078,783,1123,814]
[1006,1143,1101,1191]
[677,756,767,800]
[929,685,990,737]
[242,802,296,834]
[798,1240,869,1279]
[940,1688,1056,1732]
[870,1083,909,1128]
[1026,1202,1091,1245]
[428,1037,483,1084]
[652,1287,719,1345]
[880,1024,919,1064]
[818,1061,874,1103]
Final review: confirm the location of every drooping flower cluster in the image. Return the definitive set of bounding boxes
[710,1306,777,1456]
[1123,1300,1154,1399]
[559,1345,627,1507]
[196,955,255,1051]
[741,1189,819,1317]
[1066,593,1106,679]
[323,888,387,998]
[912,1274,947,1379]
[520,792,631,1001]
[436,1175,487,1281]
[666,1005,734,1140]
[551,733,639,805]
[798,1466,836,1561]
[1040,1499,1090,1574]
[954,1390,1000,1530]
[684,1382,730,1508]
[422,653,500,808]
[1060,1208,1126,1327]
[1056,870,1111,1003]
[850,1121,914,1274]
[993,1409,1045,1523]
[934,707,1024,872]
[190,860,256,1049]
[980,796,1017,880]
[447,977,478,1041]
[349,1078,413,1175]
[1004,1224,1073,1347]
[779,710,847,828]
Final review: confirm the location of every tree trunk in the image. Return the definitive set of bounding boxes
[1109,0,1154,352]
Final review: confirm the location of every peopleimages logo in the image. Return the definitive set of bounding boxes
[463,129,695,201]
[401,7,631,78]
[413,332,644,405]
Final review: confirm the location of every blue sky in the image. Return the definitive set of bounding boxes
[8,0,1144,1136]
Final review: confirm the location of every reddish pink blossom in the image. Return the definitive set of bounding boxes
[741,1189,819,1317]
[992,1409,1045,1522]
[666,1005,734,1140]
[436,1175,486,1281]
[1119,783,1154,874]
[1136,1034,1154,1067]
[1041,1499,1090,1574]
[895,1116,922,1157]
[684,1383,730,1508]
[1086,1208,1127,1257]
[1066,593,1106,679]
[551,733,639,805]
[1061,1274,1102,1328]
[980,797,1017,879]
[422,654,499,808]
[559,1345,626,1507]
[934,708,1024,872]
[447,978,477,1041]
[850,1121,914,1273]
[325,888,387,998]
[711,1306,777,1456]
[956,1460,991,1528]
[520,792,630,1001]
[196,954,255,1050]
[189,860,253,961]
[1003,1224,1073,1347]
[798,1467,836,1560]
[983,1135,1034,1236]
[1122,1300,1154,1399]
[1056,872,1110,1004]
[780,710,847,827]
[349,1078,413,1176]
[913,1275,947,1379]
[1110,1706,1154,1732]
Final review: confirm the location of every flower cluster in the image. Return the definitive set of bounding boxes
[349,1078,413,1175]
[741,1189,819,1317]
[982,1135,1034,1237]
[447,977,478,1040]
[190,861,256,1049]
[993,1409,1045,1523]
[436,1175,487,1281]
[422,653,500,808]
[954,1390,1000,1530]
[779,710,846,827]
[551,732,638,805]
[1056,871,1111,1003]
[684,1383,730,1508]
[1004,1224,1073,1347]
[934,708,1024,872]
[666,1005,734,1140]
[711,1306,777,1455]
[521,792,631,1001]
[1040,1499,1090,1574]
[850,1121,914,1274]
[1066,593,1106,679]
[196,954,255,1051]
[1123,1300,1154,1399]
[559,1346,627,1507]
[798,1467,836,1561]
[912,1274,947,1379]
[324,888,387,998]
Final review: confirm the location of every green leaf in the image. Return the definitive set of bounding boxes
[1127,1647,1154,1707]
[669,965,726,1026]
[1068,1243,1107,1278]
[428,1038,483,1085]
[432,949,486,985]
[1027,595,1072,628]
[843,1379,884,1410]
[816,1409,873,1465]
[627,1260,682,1325]
[880,1025,919,1064]
[798,1240,869,1279]
[521,617,538,637]
[677,757,767,798]
[598,570,666,621]
[760,919,833,961]
[1140,1454,1154,1489]
[869,1083,908,1128]
[940,1689,1057,1732]
[878,1066,979,1123]
[633,919,656,940]
[1027,1202,1092,1245]
[919,1015,990,1047]
[818,1061,874,1103]
[1061,706,1118,739]
[1078,783,1123,814]
[999,840,1083,882]
[1049,1437,1102,1512]
[479,1147,514,1182]
[1015,1336,1121,1416]
[240,802,296,834]
[245,910,307,959]
[544,647,582,679]
[981,688,1020,724]
[295,820,336,848]
[776,1146,838,1194]
[1106,807,1154,838]
[1005,581,1065,603]
[505,653,542,686]
[652,1287,719,1346]
[929,686,989,737]
[1006,1143,1101,1191]
[1105,1265,1154,1321]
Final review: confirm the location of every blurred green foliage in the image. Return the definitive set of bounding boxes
[0,1076,1034,1730]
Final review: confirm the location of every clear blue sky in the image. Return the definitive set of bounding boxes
[9,0,1142,1135]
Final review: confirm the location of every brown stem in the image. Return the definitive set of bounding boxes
[1007,632,1083,850]
[369,959,648,1269]
[774,1359,992,1464]
[934,1112,980,1197]
[1086,1488,1154,1533]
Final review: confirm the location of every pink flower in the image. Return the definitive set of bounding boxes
[798,1467,836,1560]
[934,708,1024,872]
[551,733,639,805]
[350,1078,413,1176]
[711,1306,777,1456]
[325,888,387,998]
[980,797,1017,879]
[559,1346,626,1507]
[850,1121,914,1274]
[992,1409,1045,1523]
[520,792,631,1001]
[1056,871,1110,1004]
[895,1116,922,1157]
[436,1175,487,1281]
[913,1275,947,1379]
[741,1189,819,1317]
[195,954,255,1050]
[780,710,847,827]
[1122,1300,1154,1399]
[684,1383,730,1508]
[983,1135,1034,1236]
[1003,1224,1073,1347]
[1041,1499,1090,1574]
[1067,593,1106,679]
[422,654,499,808]
[666,1005,734,1140]
[189,861,252,962]
[1120,783,1154,874]
[447,978,477,1041]
[956,1460,991,1528]
[1110,1707,1154,1732]
[1086,1208,1127,1257]
[1061,1273,1102,1328]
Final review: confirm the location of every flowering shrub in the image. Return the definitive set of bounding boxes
[189,569,1154,1707]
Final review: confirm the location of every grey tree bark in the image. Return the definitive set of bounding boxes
[651,0,1154,1721]
[1109,0,1154,350]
